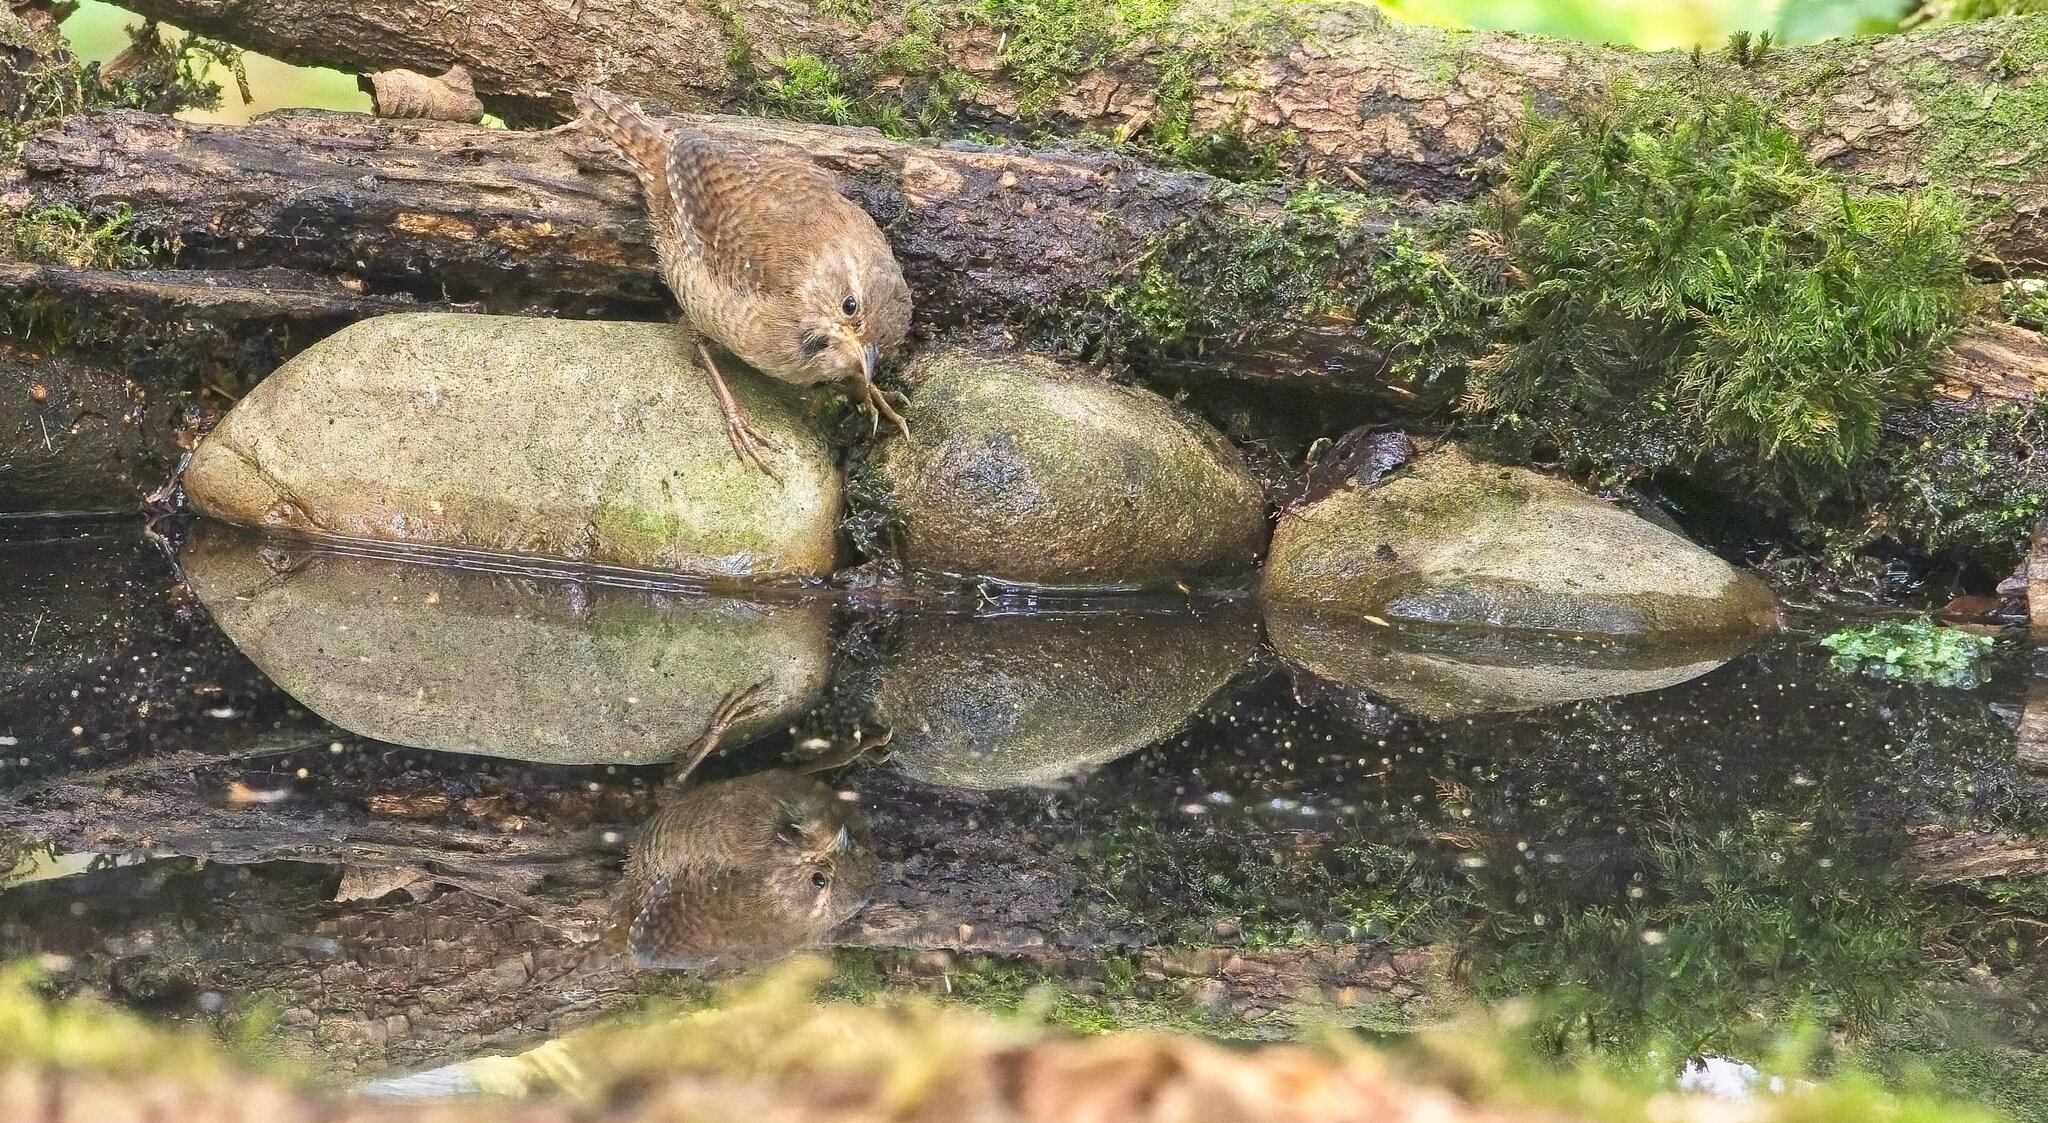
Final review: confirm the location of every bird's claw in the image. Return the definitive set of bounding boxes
[709,679,774,734]
[725,412,785,482]
[858,380,910,440]
[666,680,776,790]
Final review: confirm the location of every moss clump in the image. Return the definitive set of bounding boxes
[4,204,151,269]
[1467,76,1980,493]
[1096,184,1483,396]
[744,0,1305,179]
[1819,618,1995,688]
[3,18,237,280]
[3,17,242,161]
[752,25,981,139]
[2001,279,2048,329]
[1866,398,2047,569]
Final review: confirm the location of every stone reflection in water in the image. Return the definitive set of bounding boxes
[1266,604,1760,720]
[177,522,833,764]
[873,604,1258,789]
[607,768,875,971]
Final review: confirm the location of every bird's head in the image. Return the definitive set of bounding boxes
[762,795,874,923]
[789,248,912,388]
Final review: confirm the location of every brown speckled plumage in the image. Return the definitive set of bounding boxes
[576,88,914,475]
[612,770,875,971]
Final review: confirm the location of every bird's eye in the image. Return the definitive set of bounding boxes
[841,295,859,316]
[810,871,830,889]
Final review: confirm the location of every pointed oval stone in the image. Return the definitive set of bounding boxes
[184,313,841,579]
[1261,444,1778,639]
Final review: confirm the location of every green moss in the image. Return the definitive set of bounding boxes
[812,0,877,24]
[759,53,863,125]
[1903,18,2048,187]
[902,952,1260,1038]
[703,0,757,79]
[3,19,233,163]
[740,0,1310,179]
[1468,75,1981,493]
[5,204,150,269]
[1866,397,2047,566]
[1819,618,1996,688]
[1907,0,2048,25]
[2000,279,2048,329]
[1078,803,1459,950]
[752,21,981,139]
[1094,184,1483,396]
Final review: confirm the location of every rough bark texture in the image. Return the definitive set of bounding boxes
[94,2,2048,267]
[14,107,2044,404]
[10,108,1413,400]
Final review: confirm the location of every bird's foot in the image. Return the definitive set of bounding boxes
[664,679,775,791]
[723,410,786,481]
[857,379,910,440]
[697,338,786,481]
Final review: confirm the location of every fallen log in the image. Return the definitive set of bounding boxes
[17,107,2047,412]
[99,1,2048,269]
[10,108,1449,409]
[13,106,2048,550]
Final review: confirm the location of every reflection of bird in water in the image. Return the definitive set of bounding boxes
[604,684,886,971]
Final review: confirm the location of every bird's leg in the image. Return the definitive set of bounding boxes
[695,339,783,480]
[662,680,774,794]
[796,727,893,775]
[855,376,910,440]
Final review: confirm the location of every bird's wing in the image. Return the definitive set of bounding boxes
[665,138,859,295]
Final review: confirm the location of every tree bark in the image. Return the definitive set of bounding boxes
[16,107,2045,411]
[10,107,1432,409]
[97,1,2048,268]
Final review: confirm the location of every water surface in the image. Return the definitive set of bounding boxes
[3,517,2045,1114]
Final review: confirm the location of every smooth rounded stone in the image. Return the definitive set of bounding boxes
[1261,444,1778,638]
[870,349,1266,588]
[180,524,832,765]
[871,605,1257,789]
[183,313,840,579]
[1268,605,1757,720]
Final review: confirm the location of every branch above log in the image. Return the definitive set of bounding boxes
[98,0,2048,267]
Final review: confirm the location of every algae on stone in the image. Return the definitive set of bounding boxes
[1261,444,1778,639]
[180,525,832,765]
[871,605,1256,789]
[184,314,842,580]
[869,348,1266,588]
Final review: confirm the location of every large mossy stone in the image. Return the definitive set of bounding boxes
[871,605,1257,790]
[1268,606,1756,720]
[1261,445,1778,639]
[184,313,840,579]
[180,524,832,765]
[870,349,1266,588]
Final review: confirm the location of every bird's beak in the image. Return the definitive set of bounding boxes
[861,342,879,385]
[807,825,851,861]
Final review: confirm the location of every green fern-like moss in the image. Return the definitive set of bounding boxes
[1468,76,1981,492]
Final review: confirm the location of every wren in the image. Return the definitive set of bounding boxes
[605,683,879,970]
[576,88,915,477]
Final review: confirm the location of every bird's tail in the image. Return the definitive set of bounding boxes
[574,87,672,212]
